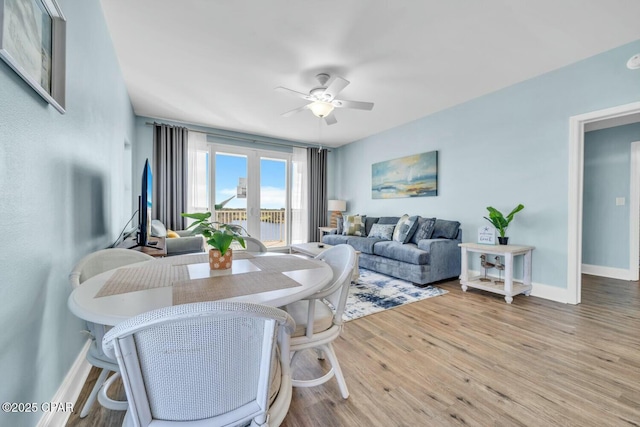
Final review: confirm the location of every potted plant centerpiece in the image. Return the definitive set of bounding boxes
[181,212,246,270]
[483,204,525,245]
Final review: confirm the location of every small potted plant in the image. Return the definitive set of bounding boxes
[181,211,246,270]
[483,204,525,245]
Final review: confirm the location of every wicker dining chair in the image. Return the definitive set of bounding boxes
[69,248,155,418]
[243,236,269,253]
[283,244,356,399]
[102,301,295,427]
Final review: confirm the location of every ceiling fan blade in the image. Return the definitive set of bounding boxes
[324,114,337,125]
[275,86,314,101]
[322,76,349,101]
[281,104,309,117]
[333,99,374,111]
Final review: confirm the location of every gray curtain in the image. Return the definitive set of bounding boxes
[307,147,328,242]
[152,123,188,230]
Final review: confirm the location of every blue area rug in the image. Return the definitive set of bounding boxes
[343,268,448,322]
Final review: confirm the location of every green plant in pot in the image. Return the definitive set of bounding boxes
[483,204,525,245]
[181,212,246,270]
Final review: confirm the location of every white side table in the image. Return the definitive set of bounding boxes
[459,243,535,304]
[318,227,337,236]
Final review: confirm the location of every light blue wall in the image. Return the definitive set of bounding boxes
[582,123,640,268]
[334,40,640,290]
[0,1,135,425]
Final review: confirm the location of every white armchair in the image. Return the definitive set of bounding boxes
[150,219,206,256]
[102,301,296,427]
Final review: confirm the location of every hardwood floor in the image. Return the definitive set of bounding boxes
[66,275,640,426]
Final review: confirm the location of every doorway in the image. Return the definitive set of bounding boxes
[568,101,640,304]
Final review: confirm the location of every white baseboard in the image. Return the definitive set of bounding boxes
[581,264,635,281]
[467,270,571,304]
[528,281,571,303]
[37,340,91,427]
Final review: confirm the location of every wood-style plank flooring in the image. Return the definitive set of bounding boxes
[66,274,640,426]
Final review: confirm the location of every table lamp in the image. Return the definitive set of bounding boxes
[328,199,347,228]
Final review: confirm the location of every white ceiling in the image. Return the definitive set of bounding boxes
[100,0,640,147]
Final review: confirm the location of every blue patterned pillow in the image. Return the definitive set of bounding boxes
[392,215,420,243]
[410,217,436,244]
[368,223,395,240]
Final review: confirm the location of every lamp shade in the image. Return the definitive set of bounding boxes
[328,199,347,212]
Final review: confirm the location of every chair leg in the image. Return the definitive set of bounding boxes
[98,373,129,412]
[80,368,109,418]
[321,344,349,399]
[291,345,349,399]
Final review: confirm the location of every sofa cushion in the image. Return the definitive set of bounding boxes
[432,219,461,239]
[347,236,382,254]
[342,214,365,236]
[410,217,436,244]
[322,234,349,245]
[367,223,395,240]
[373,241,430,265]
[393,214,419,243]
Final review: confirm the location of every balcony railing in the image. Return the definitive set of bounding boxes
[215,209,286,247]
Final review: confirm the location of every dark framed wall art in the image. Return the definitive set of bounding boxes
[0,0,66,113]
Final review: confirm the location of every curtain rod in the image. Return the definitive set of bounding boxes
[145,122,331,151]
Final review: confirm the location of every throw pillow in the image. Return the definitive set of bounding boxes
[342,215,365,236]
[336,216,344,235]
[432,219,461,239]
[166,229,180,238]
[411,217,436,244]
[392,214,419,243]
[367,223,395,240]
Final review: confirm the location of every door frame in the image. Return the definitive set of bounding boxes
[567,101,640,304]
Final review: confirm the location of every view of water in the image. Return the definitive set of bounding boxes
[229,220,284,243]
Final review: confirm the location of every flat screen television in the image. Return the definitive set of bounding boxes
[136,159,153,247]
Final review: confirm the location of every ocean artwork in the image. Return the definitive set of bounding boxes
[372,151,438,199]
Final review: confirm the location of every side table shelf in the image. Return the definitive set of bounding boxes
[459,243,535,304]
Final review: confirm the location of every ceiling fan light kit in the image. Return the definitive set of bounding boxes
[276,73,374,125]
[308,101,334,118]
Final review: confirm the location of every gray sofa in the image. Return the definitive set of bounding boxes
[322,216,461,285]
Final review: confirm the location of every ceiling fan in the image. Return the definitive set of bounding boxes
[275,73,374,125]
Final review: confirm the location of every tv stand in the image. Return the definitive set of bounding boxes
[117,235,167,257]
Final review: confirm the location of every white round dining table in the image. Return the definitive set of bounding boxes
[68,252,332,327]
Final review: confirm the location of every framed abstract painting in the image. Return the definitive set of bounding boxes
[372,150,438,199]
